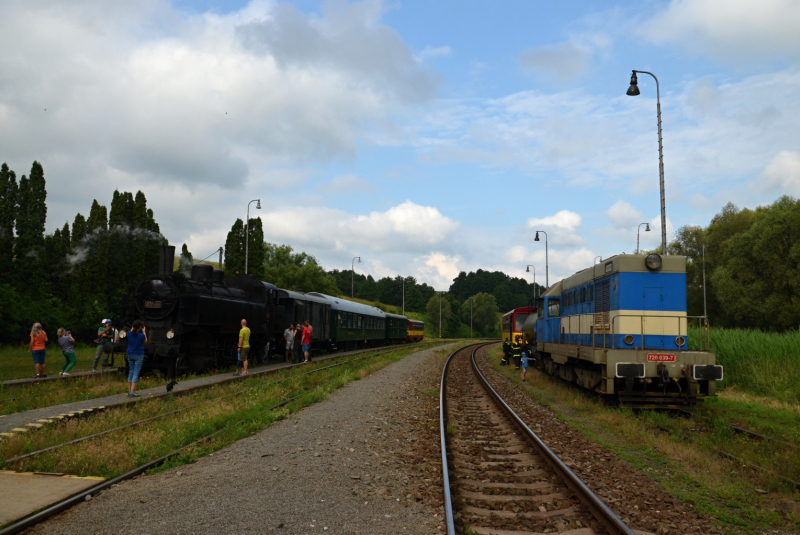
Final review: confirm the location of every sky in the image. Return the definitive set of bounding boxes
[2,0,799,289]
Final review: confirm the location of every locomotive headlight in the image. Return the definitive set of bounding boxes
[645,254,663,271]
[166,330,175,340]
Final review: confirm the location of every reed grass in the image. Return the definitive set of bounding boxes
[689,327,800,404]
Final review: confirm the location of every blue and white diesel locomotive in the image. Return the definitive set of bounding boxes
[526,253,723,409]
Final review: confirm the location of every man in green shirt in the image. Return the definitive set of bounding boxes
[235,319,251,376]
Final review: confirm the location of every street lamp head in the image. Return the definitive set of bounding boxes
[357,257,361,263]
[526,266,529,272]
[255,200,261,209]
[534,232,540,242]
[626,71,640,96]
[645,223,650,232]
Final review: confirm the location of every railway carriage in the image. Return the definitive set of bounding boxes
[385,313,408,344]
[406,320,424,342]
[502,306,537,345]
[308,293,387,351]
[530,253,723,409]
[276,289,331,348]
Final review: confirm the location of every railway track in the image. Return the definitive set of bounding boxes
[440,343,636,535]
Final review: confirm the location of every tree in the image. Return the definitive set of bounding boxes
[13,162,47,289]
[71,213,87,248]
[179,243,193,276]
[224,218,245,276]
[262,242,339,294]
[449,269,536,312]
[461,292,499,336]
[246,218,265,280]
[0,163,18,284]
[426,293,451,337]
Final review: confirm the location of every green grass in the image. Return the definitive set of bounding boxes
[689,327,800,403]
[0,342,108,381]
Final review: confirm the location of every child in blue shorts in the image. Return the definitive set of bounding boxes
[520,350,529,382]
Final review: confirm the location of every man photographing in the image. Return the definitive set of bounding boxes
[92,319,114,373]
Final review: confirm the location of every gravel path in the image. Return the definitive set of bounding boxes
[25,344,454,535]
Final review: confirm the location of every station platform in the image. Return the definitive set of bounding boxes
[0,470,105,526]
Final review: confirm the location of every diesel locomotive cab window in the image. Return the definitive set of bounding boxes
[548,298,561,317]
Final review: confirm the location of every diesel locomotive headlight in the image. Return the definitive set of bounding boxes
[645,254,663,271]
[166,330,175,340]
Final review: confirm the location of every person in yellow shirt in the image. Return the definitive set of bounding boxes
[235,319,251,376]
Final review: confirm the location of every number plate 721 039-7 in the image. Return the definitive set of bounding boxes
[647,353,675,362]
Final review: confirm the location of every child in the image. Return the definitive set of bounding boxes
[520,348,529,382]
[56,328,77,376]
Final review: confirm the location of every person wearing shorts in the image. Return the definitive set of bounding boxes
[56,328,77,376]
[301,322,311,363]
[236,319,251,376]
[520,349,529,382]
[28,323,48,378]
[126,320,147,396]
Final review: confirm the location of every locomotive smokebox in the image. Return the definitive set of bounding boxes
[159,245,176,276]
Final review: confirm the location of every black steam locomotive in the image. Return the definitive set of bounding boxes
[121,245,421,380]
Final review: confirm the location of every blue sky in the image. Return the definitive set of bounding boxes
[1,0,798,289]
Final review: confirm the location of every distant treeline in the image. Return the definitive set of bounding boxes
[668,195,799,332]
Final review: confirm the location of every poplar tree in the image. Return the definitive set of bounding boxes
[13,162,47,291]
[179,243,193,275]
[0,163,18,283]
[224,218,245,276]
[71,214,87,248]
[246,217,265,280]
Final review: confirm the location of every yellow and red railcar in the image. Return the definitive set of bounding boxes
[502,306,537,346]
[406,320,424,342]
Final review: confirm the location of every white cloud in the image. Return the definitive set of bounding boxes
[417,45,451,62]
[519,41,589,81]
[527,210,581,231]
[318,174,376,194]
[0,0,438,191]
[758,151,800,196]
[641,0,800,62]
[606,200,643,230]
[255,200,459,254]
[414,252,461,290]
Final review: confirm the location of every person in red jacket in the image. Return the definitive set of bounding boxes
[301,322,312,363]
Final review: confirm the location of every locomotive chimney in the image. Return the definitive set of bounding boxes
[159,244,176,276]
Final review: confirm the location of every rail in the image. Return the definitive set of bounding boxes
[439,343,635,535]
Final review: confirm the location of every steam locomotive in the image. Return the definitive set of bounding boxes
[121,245,423,379]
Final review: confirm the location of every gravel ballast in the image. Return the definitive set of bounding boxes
[25,344,453,535]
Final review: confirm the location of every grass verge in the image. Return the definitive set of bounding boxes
[486,345,800,535]
[0,343,450,480]
[689,327,800,404]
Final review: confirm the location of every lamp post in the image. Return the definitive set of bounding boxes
[439,292,442,339]
[402,278,405,316]
[637,222,651,254]
[594,256,602,265]
[702,244,707,318]
[627,70,667,255]
[534,231,548,289]
[245,199,261,275]
[351,256,361,298]
[525,265,536,299]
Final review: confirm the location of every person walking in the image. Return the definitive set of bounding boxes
[126,320,147,397]
[28,323,48,378]
[236,319,251,376]
[92,319,114,373]
[293,323,303,364]
[284,324,294,362]
[520,346,529,382]
[56,328,77,376]
[301,322,312,363]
